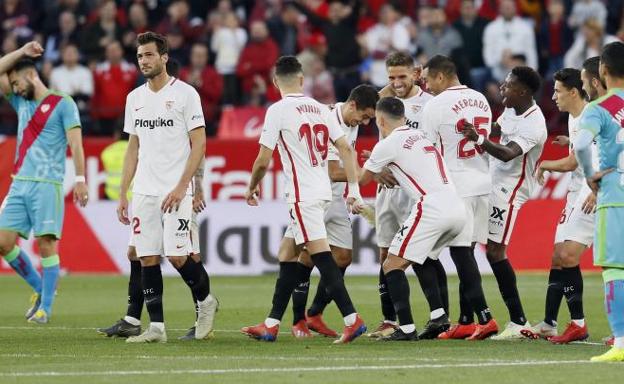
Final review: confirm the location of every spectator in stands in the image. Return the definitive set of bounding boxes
[568,0,607,30]
[180,43,223,136]
[91,40,137,136]
[49,43,93,98]
[302,53,336,105]
[122,3,149,61]
[538,0,573,78]
[417,6,463,60]
[81,0,126,63]
[211,11,247,105]
[482,0,537,81]
[42,0,89,35]
[236,20,279,105]
[453,0,490,91]
[266,2,300,56]
[44,11,80,65]
[605,0,624,35]
[564,18,620,69]
[166,27,190,66]
[365,4,410,88]
[156,0,204,43]
[0,0,36,41]
[292,0,363,101]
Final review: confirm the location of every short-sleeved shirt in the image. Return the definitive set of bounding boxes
[259,93,345,203]
[578,89,624,207]
[7,90,81,184]
[364,127,456,200]
[567,107,600,193]
[490,104,547,204]
[326,103,359,200]
[123,77,205,196]
[421,85,492,197]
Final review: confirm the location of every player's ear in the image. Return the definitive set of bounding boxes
[272,75,279,91]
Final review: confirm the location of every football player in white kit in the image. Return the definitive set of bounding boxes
[369,52,452,339]
[242,56,366,344]
[357,97,466,341]
[419,55,499,340]
[116,32,217,343]
[289,84,379,338]
[527,66,604,343]
[462,66,547,340]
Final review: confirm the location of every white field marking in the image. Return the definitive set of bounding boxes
[0,360,599,377]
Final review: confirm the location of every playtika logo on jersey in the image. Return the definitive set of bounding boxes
[134,117,174,129]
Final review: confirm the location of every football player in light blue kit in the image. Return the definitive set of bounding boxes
[575,41,624,362]
[0,41,88,323]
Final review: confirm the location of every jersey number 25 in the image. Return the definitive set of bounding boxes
[455,117,489,159]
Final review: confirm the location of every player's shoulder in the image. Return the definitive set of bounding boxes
[586,91,623,115]
[48,90,77,107]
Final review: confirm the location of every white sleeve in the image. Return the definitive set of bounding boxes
[364,139,394,173]
[258,105,280,150]
[123,94,135,135]
[184,88,205,131]
[324,106,345,143]
[512,121,543,154]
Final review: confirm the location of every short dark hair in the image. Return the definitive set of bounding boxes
[582,56,600,78]
[347,84,379,111]
[554,68,587,100]
[376,97,404,119]
[137,31,168,55]
[424,55,457,77]
[9,59,37,75]
[385,51,414,68]
[511,66,541,95]
[274,55,302,77]
[600,41,624,78]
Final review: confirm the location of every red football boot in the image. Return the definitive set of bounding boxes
[306,313,338,338]
[333,314,366,344]
[437,323,477,339]
[241,322,279,342]
[549,322,588,344]
[291,320,313,339]
[467,319,499,340]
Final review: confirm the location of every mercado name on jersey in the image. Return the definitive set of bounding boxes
[7,90,81,184]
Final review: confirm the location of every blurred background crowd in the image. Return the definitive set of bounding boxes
[0,0,622,137]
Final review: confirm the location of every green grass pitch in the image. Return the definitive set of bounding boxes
[0,273,620,383]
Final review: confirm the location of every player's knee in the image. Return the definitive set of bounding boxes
[36,236,57,257]
[485,243,505,264]
[333,249,352,268]
[382,254,408,273]
[140,255,160,267]
[167,256,187,269]
[0,239,14,256]
[127,246,138,261]
[189,253,201,263]
[550,252,563,269]
[297,251,314,268]
[379,248,389,264]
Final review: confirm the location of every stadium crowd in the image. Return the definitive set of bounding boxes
[0,0,622,136]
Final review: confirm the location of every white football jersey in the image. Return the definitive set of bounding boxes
[327,102,359,200]
[365,127,456,200]
[421,85,492,197]
[401,87,433,130]
[491,104,547,204]
[259,94,345,203]
[124,77,205,196]
[567,107,599,192]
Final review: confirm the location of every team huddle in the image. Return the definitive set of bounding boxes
[1,31,623,362]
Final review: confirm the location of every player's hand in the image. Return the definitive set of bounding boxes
[245,185,260,206]
[117,196,130,225]
[378,84,395,98]
[374,167,398,188]
[193,187,206,213]
[20,41,44,58]
[581,191,597,214]
[73,181,88,207]
[552,135,570,147]
[461,121,479,142]
[536,165,547,186]
[161,185,186,213]
[587,168,614,194]
[347,196,365,214]
[360,150,371,162]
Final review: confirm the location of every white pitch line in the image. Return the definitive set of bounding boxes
[0,360,598,377]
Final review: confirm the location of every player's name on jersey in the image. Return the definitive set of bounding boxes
[451,98,490,115]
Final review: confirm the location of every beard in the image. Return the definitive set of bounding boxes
[142,64,164,79]
[22,82,35,100]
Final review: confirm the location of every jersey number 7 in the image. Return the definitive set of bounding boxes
[455,117,489,159]
[299,124,329,167]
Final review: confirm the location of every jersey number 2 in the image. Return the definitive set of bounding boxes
[455,117,489,159]
[299,124,329,167]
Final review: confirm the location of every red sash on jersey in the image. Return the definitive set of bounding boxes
[13,93,63,175]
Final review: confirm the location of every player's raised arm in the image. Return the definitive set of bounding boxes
[0,41,44,95]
